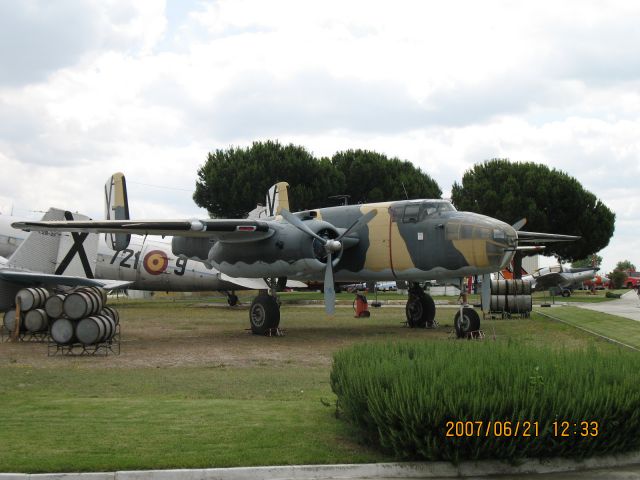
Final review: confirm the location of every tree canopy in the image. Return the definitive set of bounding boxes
[194,141,441,218]
[616,260,636,272]
[451,159,615,262]
[572,254,603,269]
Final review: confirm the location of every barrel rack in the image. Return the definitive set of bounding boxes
[0,327,50,343]
[47,324,121,357]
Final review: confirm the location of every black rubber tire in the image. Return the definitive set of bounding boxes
[405,294,436,328]
[454,307,481,338]
[249,295,280,335]
[561,289,571,298]
[227,294,239,306]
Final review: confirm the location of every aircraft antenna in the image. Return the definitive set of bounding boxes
[401,182,409,199]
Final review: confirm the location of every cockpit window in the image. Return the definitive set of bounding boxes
[421,201,456,219]
[403,204,421,223]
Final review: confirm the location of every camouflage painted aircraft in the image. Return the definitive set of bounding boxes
[13,178,579,336]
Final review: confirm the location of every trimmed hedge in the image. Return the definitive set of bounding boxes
[330,341,640,462]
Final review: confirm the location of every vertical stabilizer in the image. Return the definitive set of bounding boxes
[8,208,99,278]
[266,181,290,216]
[104,172,131,250]
[8,209,66,273]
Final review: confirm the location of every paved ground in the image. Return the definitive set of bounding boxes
[574,290,640,321]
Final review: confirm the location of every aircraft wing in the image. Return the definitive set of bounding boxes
[0,269,131,290]
[531,272,567,291]
[12,219,274,243]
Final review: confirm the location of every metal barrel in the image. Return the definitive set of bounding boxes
[15,287,50,311]
[63,291,103,320]
[44,294,66,319]
[76,315,115,345]
[522,281,532,295]
[490,280,499,294]
[50,318,76,345]
[78,287,108,305]
[24,309,49,333]
[505,295,533,313]
[3,310,25,333]
[100,306,120,326]
[490,295,506,311]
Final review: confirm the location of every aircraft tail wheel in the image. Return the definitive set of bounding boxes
[405,294,436,328]
[227,293,239,306]
[454,307,480,338]
[249,295,280,335]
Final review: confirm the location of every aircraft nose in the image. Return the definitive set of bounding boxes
[447,213,517,271]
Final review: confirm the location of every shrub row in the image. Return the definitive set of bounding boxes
[330,341,640,462]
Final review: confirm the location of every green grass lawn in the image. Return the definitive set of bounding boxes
[536,306,640,349]
[0,301,631,472]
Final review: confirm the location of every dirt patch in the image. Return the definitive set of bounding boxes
[1,301,449,369]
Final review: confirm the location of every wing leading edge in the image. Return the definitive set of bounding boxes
[12,219,274,243]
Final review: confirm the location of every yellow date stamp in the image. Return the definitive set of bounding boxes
[445,420,599,438]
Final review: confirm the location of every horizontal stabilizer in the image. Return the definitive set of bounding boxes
[507,246,546,252]
[517,231,580,243]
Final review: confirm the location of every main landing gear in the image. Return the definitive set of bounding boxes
[404,282,481,337]
[405,283,436,328]
[249,278,282,335]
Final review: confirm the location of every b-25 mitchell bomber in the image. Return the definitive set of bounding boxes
[13,178,579,336]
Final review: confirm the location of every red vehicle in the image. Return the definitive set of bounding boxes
[584,274,610,290]
[626,271,640,289]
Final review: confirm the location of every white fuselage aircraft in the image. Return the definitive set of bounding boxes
[0,212,280,298]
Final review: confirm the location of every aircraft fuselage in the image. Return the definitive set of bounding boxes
[209,200,518,282]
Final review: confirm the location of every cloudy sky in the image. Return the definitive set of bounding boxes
[1,0,638,273]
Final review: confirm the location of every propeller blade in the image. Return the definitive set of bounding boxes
[324,251,336,315]
[338,209,378,240]
[512,218,527,231]
[280,208,326,244]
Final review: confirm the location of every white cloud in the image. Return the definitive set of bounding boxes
[0,0,639,274]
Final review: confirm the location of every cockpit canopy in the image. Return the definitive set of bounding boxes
[394,200,456,223]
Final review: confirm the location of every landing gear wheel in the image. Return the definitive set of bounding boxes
[227,293,239,306]
[454,307,481,338]
[249,295,280,335]
[405,294,436,328]
[561,289,571,298]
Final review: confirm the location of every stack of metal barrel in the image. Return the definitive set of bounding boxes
[47,287,120,346]
[2,286,120,346]
[489,279,533,315]
[3,287,51,335]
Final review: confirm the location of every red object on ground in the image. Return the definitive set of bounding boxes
[354,294,370,318]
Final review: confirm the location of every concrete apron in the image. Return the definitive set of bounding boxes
[3,452,640,480]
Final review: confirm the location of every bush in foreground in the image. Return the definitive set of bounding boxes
[330,341,640,462]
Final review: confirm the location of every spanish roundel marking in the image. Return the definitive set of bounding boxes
[143,250,168,275]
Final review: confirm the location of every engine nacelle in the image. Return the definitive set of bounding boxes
[171,237,214,262]
[207,220,339,279]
